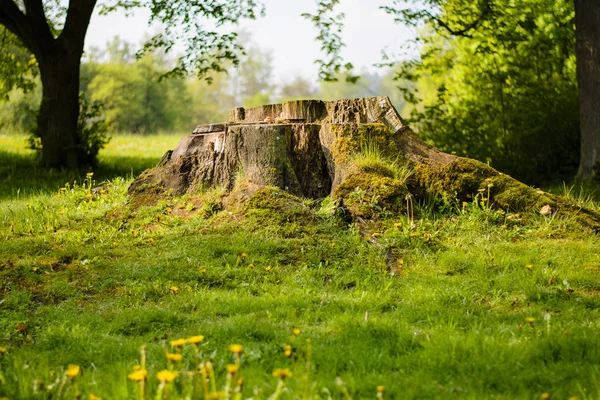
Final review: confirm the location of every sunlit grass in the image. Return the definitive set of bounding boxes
[0,133,599,399]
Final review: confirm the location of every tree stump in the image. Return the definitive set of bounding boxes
[129,97,600,231]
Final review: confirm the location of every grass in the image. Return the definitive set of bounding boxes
[1,132,600,399]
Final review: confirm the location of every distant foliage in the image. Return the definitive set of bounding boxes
[393,0,578,184]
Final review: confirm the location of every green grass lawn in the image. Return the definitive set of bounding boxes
[1,133,599,399]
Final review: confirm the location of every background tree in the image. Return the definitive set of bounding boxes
[574,0,600,181]
[390,0,579,184]
[0,0,262,168]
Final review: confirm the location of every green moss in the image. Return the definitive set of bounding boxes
[244,186,314,231]
[330,123,398,164]
[333,165,408,219]
[412,157,600,231]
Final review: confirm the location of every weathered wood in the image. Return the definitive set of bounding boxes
[129,96,600,230]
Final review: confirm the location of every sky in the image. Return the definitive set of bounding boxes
[85,0,418,85]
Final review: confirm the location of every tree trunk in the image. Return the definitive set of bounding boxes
[37,50,82,169]
[129,97,600,231]
[575,0,600,181]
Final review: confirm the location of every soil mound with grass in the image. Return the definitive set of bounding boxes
[129,97,600,231]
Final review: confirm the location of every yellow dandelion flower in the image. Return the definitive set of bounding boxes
[330,242,335,247]
[241,253,248,258]
[540,393,550,400]
[199,268,207,273]
[394,222,402,227]
[501,225,507,229]
[187,335,204,344]
[89,393,103,400]
[485,178,493,182]
[65,364,80,378]
[170,286,179,293]
[265,266,272,272]
[284,344,292,357]
[477,188,486,192]
[526,317,535,323]
[86,172,94,178]
[526,264,533,270]
[170,338,187,347]
[167,353,182,362]
[462,201,468,208]
[226,364,239,374]
[0,347,6,353]
[127,369,148,382]
[423,233,431,238]
[156,370,177,383]
[272,368,292,380]
[229,344,243,354]
[292,328,301,336]
[377,385,385,392]
[147,237,155,244]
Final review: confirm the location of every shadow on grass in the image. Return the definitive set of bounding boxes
[0,150,159,200]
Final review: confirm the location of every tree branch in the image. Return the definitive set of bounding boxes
[23,0,53,41]
[0,0,35,49]
[426,1,492,38]
[58,0,97,51]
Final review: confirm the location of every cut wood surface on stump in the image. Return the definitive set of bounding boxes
[129,97,600,231]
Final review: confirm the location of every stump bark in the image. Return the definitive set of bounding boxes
[129,97,600,231]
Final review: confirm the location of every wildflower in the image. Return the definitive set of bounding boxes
[156,370,177,383]
[170,338,187,347]
[32,267,38,272]
[166,353,182,362]
[199,268,207,273]
[477,188,486,193]
[0,347,6,353]
[170,286,179,293]
[526,317,535,327]
[229,344,243,354]
[284,344,292,357]
[59,187,66,192]
[398,259,404,265]
[86,172,94,178]
[272,368,292,379]
[165,208,172,213]
[292,328,301,336]
[65,364,80,378]
[330,242,335,247]
[89,394,103,400]
[265,266,272,272]
[540,393,550,400]
[147,238,155,244]
[226,364,239,374]
[423,233,431,239]
[526,264,533,270]
[377,385,385,392]
[462,201,468,208]
[501,225,507,229]
[241,253,248,258]
[394,222,402,227]
[248,264,254,269]
[187,335,204,345]
[409,233,417,237]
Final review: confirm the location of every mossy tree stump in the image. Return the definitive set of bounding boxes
[129,97,600,231]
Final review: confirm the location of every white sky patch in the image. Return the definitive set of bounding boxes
[85,0,417,84]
